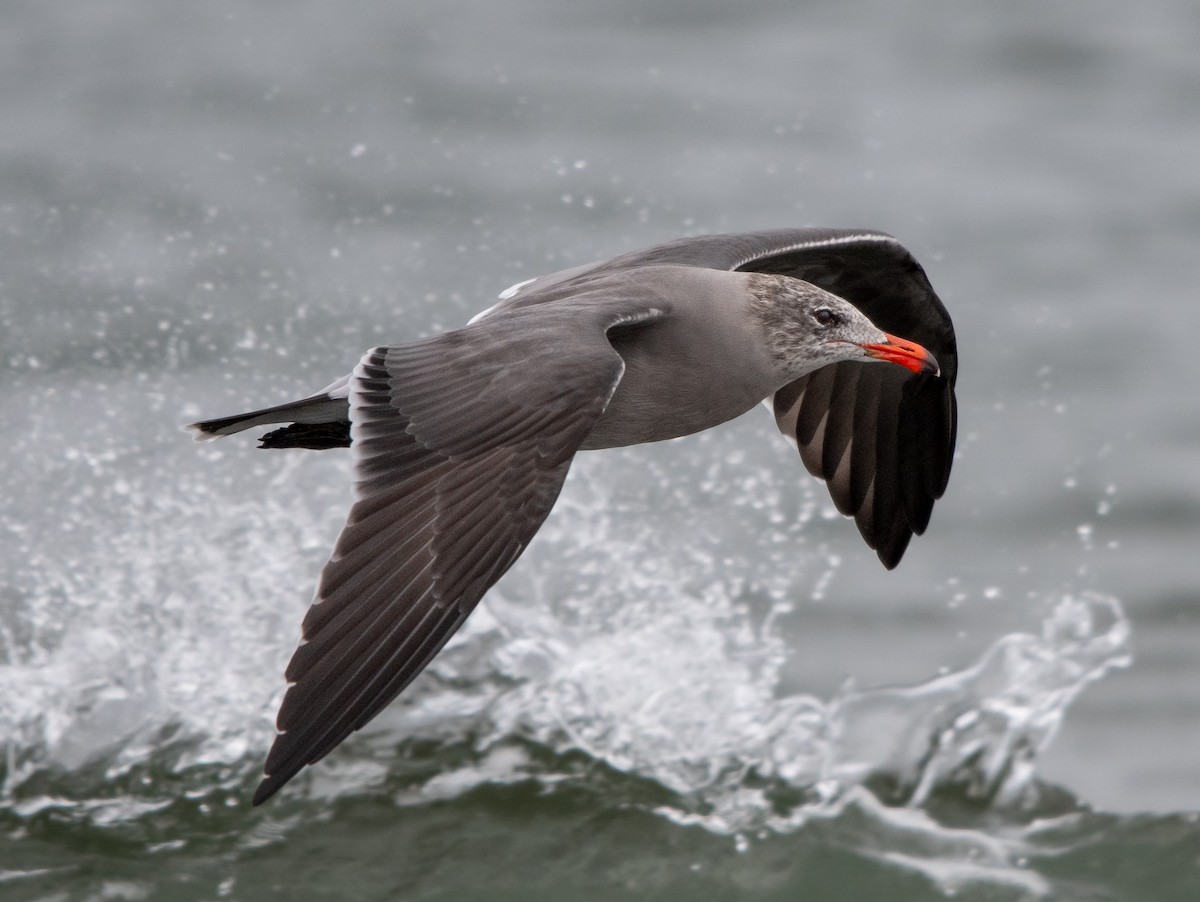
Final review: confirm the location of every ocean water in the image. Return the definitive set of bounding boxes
[2,1,1199,899]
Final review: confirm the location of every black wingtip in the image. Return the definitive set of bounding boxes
[867,528,907,570]
[876,544,903,570]
[184,418,229,443]
[251,775,280,807]
[258,421,352,450]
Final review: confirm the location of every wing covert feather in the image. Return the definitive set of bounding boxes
[253,304,666,804]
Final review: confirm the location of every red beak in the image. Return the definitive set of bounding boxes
[861,332,940,376]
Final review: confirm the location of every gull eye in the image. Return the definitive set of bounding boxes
[813,307,839,327]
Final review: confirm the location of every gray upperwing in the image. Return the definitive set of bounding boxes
[253,297,670,804]
[614,228,957,379]
[469,259,607,324]
[483,229,956,380]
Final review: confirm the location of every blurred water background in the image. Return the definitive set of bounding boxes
[2,1,1199,899]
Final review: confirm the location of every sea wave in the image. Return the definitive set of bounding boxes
[1,430,1132,898]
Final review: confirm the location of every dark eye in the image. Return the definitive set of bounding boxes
[813,307,839,326]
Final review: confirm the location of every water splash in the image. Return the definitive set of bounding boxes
[401,584,1129,898]
[408,451,1133,839]
[463,588,1130,836]
[0,437,343,803]
[0,413,1132,890]
[830,593,1131,809]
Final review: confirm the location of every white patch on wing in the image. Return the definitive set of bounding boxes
[606,307,665,329]
[345,348,384,506]
[498,276,537,300]
[463,276,537,326]
[467,300,503,325]
[732,232,899,273]
[468,276,538,325]
[318,374,352,399]
[468,274,544,323]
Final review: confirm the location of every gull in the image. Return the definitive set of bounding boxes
[187,228,958,803]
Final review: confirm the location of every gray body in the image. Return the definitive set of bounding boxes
[187,228,958,804]
[583,268,820,448]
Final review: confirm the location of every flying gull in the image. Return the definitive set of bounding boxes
[186,228,958,804]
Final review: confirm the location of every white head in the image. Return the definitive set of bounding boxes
[746,273,939,380]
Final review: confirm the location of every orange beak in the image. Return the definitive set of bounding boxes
[861,332,940,376]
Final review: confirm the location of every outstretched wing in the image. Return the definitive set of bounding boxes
[254,302,667,804]
[618,228,957,568]
[477,229,956,567]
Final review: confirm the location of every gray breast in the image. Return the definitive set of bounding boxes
[580,268,780,449]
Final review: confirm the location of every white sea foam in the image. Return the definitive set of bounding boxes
[0,414,1131,885]
[416,450,1131,839]
[0,449,345,799]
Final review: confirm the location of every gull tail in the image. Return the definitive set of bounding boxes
[185,390,352,450]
